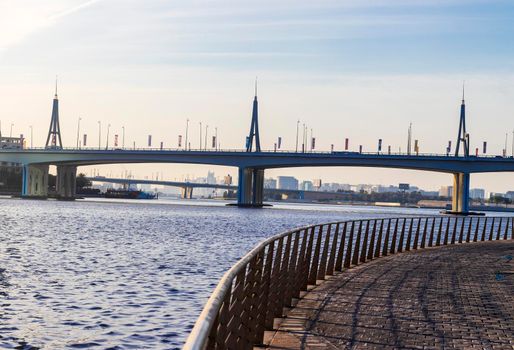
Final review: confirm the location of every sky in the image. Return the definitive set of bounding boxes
[1,0,514,192]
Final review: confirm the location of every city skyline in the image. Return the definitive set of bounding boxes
[1,0,514,192]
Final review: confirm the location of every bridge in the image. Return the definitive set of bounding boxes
[1,85,513,214]
[87,176,237,199]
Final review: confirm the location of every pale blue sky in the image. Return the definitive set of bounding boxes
[1,0,513,192]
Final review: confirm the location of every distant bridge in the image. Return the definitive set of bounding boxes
[87,176,236,199]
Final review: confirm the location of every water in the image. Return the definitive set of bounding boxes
[0,198,494,349]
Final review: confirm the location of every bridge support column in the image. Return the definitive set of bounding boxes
[237,167,265,207]
[449,172,470,214]
[21,164,49,198]
[180,186,193,199]
[56,165,77,200]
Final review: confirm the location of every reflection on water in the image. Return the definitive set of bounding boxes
[0,198,502,349]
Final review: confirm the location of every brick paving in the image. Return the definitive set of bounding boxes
[265,241,514,349]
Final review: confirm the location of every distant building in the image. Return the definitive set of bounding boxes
[469,188,485,199]
[223,174,233,185]
[506,191,514,201]
[439,186,453,198]
[313,179,322,189]
[0,135,25,149]
[300,180,313,191]
[277,176,299,190]
[264,178,277,189]
[206,171,216,184]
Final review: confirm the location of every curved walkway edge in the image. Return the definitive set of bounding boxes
[265,241,514,349]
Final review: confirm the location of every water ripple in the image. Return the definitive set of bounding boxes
[0,197,446,348]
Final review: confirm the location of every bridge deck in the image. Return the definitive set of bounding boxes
[264,241,514,349]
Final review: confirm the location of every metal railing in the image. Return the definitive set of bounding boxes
[5,147,514,159]
[183,216,514,350]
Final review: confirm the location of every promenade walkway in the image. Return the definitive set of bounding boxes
[266,241,514,349]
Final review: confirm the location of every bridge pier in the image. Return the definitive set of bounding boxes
[447,172,470,215]
[21,164,49,198]
[180,186,194,199]
[237,167,264,207]
[56,165,77,200]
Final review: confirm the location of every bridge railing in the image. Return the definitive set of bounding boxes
[10,147,514,159]
[183,215,514,350]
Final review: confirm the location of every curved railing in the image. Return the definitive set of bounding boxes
[183,216,514,350]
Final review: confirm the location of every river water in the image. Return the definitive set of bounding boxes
[0,198,497,349]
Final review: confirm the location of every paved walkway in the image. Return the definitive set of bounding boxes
[266,241,514,349]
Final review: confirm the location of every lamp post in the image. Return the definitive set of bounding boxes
[98,121,101,149]
[10,123,14,137]
[205,124,208,151]
[76,117,82,148]
[199,122,202,150]
[302,123,305,152]
[215,127,218,150]
[29,125,33,148]
[185,118,189,150]
[512,130,514,158]
[106,123,111,150]
[295,120,299,152]
[122,126,125,148]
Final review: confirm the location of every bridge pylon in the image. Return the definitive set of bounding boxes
[45,79,63,149]
[454,85,469,157]
[245,79,261,152]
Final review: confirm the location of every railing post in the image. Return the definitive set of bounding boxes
[367,219,377,260]
[360,220,370,263]
[420,217,428,249]
[335,222,347,272]
[458,217,465,243]
[344,222,355,268]
[443,217,451,245]
[265,237,283,329]
[352,221,363,266]
[246,252,265,347]
[302,227,315,290]
[473,217,480,242]
[390,219,399,254]
[374,219,385,258]
[397,218,406,253]
[383,219,392,256]
[451,217,458,245]
[276,233,292,318]
[225,269,247,348]
[308,226,323,285]
[318,224,331,279]
[496,218,504,241]
[504,217,510,240]
[466,217,473,243]
[436,217,444,246]
[481,217,488,241]
[256,243,274,340]
[413,218,421,250]
[488,217,496,241]
[284,231,300,307]
[326,223,340,275]
[428,217,436,247]
[209,283,232,349]
[405,218,414,251]
[295,229,309,295]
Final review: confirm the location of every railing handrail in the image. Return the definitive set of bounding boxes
[184,215,514,350]
[183,222,317,349]
[2,147,514,159]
